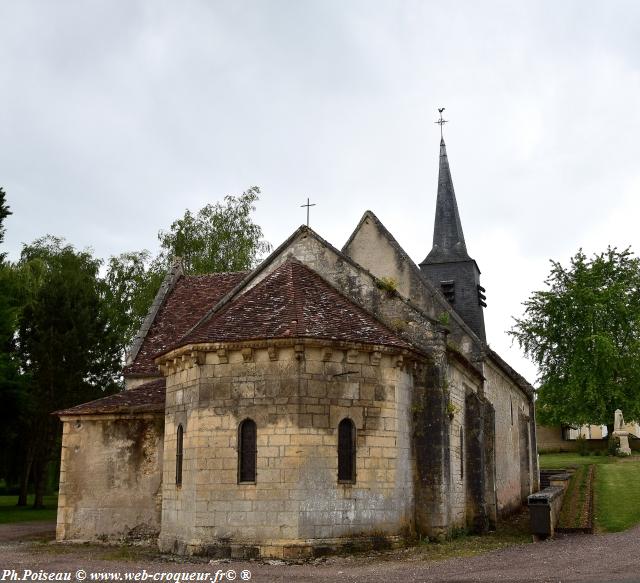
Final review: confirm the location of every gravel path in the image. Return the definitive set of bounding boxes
[1,521,639,583]
[0,521,56,542]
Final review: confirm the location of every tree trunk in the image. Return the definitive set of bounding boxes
[32,458,47,509]
[17,453,33,506]
[606,423,615,439]
[32,418,56,509]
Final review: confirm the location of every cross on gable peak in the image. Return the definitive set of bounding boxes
[300,197,316,227]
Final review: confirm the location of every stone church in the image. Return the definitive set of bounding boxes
[55,137,539,558]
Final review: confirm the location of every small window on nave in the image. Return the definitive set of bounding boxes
[238,419,257,484]
[460,427,464,479]
[338,418,356,483]
[176,424,184,487]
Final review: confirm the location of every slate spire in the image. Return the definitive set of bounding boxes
[420,136,486,341]
[424,138,470,263]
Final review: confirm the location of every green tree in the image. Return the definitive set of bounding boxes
[104,187,271,355]
[511,247,640,430]
[16,237,121,507]
[0,187,11,262]
[103,251,165,352]
[0,189,25,489]
[0,263,28,490]
[158,186,271,274]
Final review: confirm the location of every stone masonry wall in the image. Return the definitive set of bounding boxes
[483,360,533,515]
[536,425,575,452]
[158,341,415,557]
[341,215,478,357]
[446,360,483,529]
[56,414,164,542]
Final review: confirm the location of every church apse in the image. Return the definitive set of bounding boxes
[156,341,417,558]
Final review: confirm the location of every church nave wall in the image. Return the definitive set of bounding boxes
[483,360,534,516]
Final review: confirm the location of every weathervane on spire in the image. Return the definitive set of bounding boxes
[435,107,448,139]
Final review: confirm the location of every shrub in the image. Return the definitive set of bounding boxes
[576,435,589,456]
[376,276,398,294]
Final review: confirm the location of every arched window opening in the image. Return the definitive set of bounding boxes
[238,419,257,483]
[176,424,184,487]
[460,427,464,479]
[338,418,356,483]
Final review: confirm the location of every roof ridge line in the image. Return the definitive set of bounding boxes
[155,258,417,359]
[125,259,184,366]
[176,227,311,341]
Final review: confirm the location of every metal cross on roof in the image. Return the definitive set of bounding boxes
[300,197,316,227]
[435,107,448,139]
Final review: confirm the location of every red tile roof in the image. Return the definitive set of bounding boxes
[54,379,166,416]
[164,259,411,352]
[125,272,247,376]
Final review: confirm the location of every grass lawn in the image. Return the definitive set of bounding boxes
[594,461,640,532]
[539,452,640,533]
[557,464,594,530]
[539,452,614,469]
[0,495,58,524]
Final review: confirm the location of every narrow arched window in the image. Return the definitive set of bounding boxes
[176,424,184,486]
[460,427,464,479]
[238,419,257,483]
[338,418,356,483]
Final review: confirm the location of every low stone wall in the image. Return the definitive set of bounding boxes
[538,425,640,454]
[528,472,570,540]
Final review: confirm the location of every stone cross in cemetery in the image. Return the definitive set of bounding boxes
[613,408,632,455]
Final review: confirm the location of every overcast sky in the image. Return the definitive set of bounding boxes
[2,0,640,384]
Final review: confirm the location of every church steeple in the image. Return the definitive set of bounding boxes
[424,138,471,264]
[420,128,487,341]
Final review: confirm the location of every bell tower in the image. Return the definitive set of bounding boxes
[419,118,486,341]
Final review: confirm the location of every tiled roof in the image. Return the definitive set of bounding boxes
[54,379,166,416]
[164,259,412,353]
[125,272,247,376]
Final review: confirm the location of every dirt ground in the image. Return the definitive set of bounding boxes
[1,521,640,583]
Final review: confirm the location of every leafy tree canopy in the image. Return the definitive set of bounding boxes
[157,186,271,274]
[103,250,165,352]
[0,190,24,458]
[104,187,271,351]
[17,236,122,402]
[8,236,123,506]
[0,187,12,263]
[510,247,640,427]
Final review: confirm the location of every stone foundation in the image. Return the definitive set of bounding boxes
[159,534,405,559]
